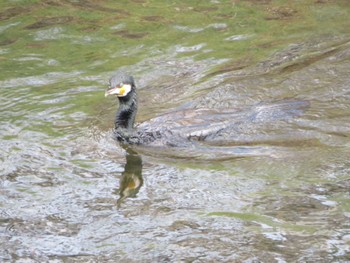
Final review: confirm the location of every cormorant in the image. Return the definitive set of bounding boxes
[105,72,309,147]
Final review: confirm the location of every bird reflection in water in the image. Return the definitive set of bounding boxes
[116,146,143,208]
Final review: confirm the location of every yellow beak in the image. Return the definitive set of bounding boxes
[105,86,126,97]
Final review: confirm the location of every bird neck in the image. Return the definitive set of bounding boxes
[115,87,137,130]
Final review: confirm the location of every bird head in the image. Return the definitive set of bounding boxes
[105,72,135,97]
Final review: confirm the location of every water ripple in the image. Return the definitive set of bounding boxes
[0,71,84,88]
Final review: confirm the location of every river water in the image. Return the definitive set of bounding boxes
[1,1,350,262]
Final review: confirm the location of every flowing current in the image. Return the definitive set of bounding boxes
[0,1,350,262]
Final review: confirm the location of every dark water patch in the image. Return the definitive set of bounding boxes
[0,7,30,21]
[141,15,167,22]
[315,0,330,3]
[112,29,149,39]
[252,233,333,262]
[25,16,75,30]
[205,57,253,78]
[131,0,147,3]
[256,40,330,73]
[5,215,81,237]
[0,38,17,46]
[62,0,128,14]
[265,6,298,20]
[193,5,219,13]
[245,0,272,4]
[276,44,347,74]
[25,42,48,49]
[80,24,101,33]
[261,195,333,222]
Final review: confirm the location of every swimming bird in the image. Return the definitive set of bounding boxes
[105,72,309,147]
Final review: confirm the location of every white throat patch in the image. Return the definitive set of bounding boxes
[117,84,132,97]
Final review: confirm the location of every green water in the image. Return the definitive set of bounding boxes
[1,1,349,78]
[1,0,350,262]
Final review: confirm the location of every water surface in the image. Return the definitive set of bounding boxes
[1,1,350,262]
